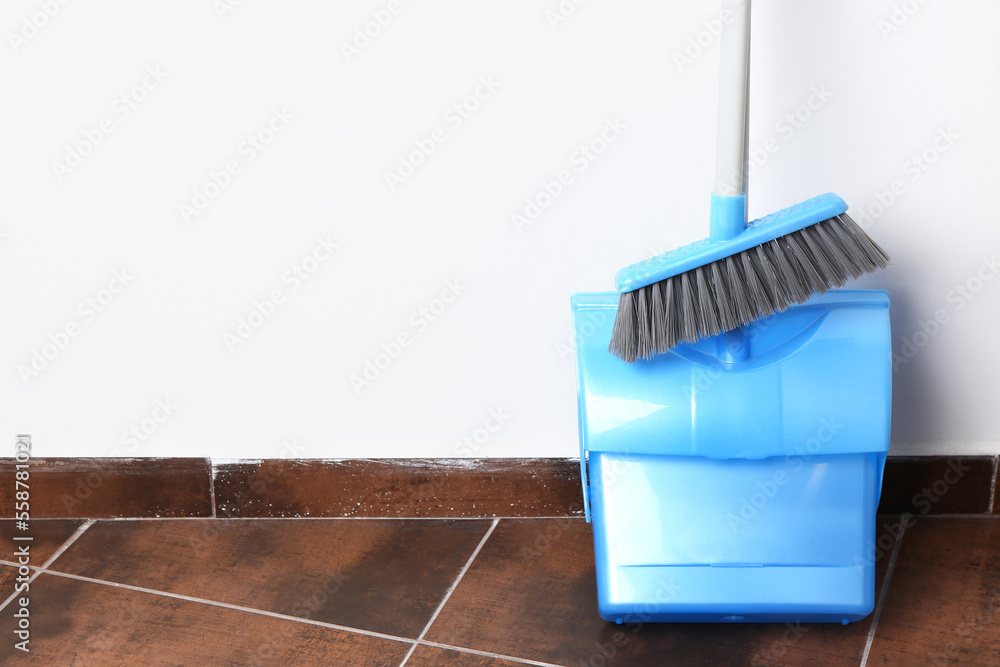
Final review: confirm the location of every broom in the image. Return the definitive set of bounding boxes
[609,0,889,363]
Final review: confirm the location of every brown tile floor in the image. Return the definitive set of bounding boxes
[0,516,995,665]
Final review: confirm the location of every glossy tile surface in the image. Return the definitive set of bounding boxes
[0,458,212,518]
[2,456,995,519]
[0,573,410,665]
[866,517,1000,665]
[50,518,491,638]
[0,519,84,562]
[426,519,886,666]
[877,456,994,515]
[214,458,583,518]
[0,513,993,665]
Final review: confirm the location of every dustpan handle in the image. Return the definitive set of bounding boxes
[710,0,751,241]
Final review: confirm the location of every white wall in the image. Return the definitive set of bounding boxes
[1,0,997,458]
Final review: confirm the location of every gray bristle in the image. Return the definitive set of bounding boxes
[740,252,772,319]
[608,214,891,362]
[609,290,638,363]
[755,245,790,310]
[724,254,754,323]
[783,232,829,292]
[695,266,722,339]
[678,272,699,343]
[649,281,667,355]
[762,240,797,302]
[824,218,872,276]
[634,288,653,361]
[812,223,861,278]
[710,261,738,332]
[663,277,679,351]
[800,225,846,285]
[835,214,891,268]
[767,237,810,302]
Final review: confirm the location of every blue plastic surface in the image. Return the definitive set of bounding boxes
[615,193,849,293]
[709,193,747,241]
[570,289,891,623]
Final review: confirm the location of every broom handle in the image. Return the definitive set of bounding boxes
[714,0,753,361]
[710,0,751,241]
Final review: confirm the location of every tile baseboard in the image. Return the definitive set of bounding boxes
[0,456,995,519]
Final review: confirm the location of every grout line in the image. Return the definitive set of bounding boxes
[209,459,218,519]
[897,513,1000,520]
[38,519,95,570]
[0,567,45,613]
[0,550,561,667]
[14,513,1000,522]
[860,522,906,667]
[988,456,997,514]
[10,515,585,522]
[2,539,560,667]
[35,569,417,646]
[0,519,94,613]
[420,640,565,667]
[398,518,500,667]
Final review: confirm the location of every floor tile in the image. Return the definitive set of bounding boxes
[867,517,1000,664]
[406,645,529,666]
[214,459,583,518]
[427,518,891,667]
[0,520,83,600]
[0,519,83,563]
[0,572,410,665]
[878,456,993,515]
[50,518,490,638]
[0,564,20,600]
[0,458,212,518]
[993,466,1000,515]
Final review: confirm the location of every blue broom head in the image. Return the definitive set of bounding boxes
[608,193,891,362]
[615,193,850,293]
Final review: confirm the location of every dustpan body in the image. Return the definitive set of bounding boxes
[571,290,891,623]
